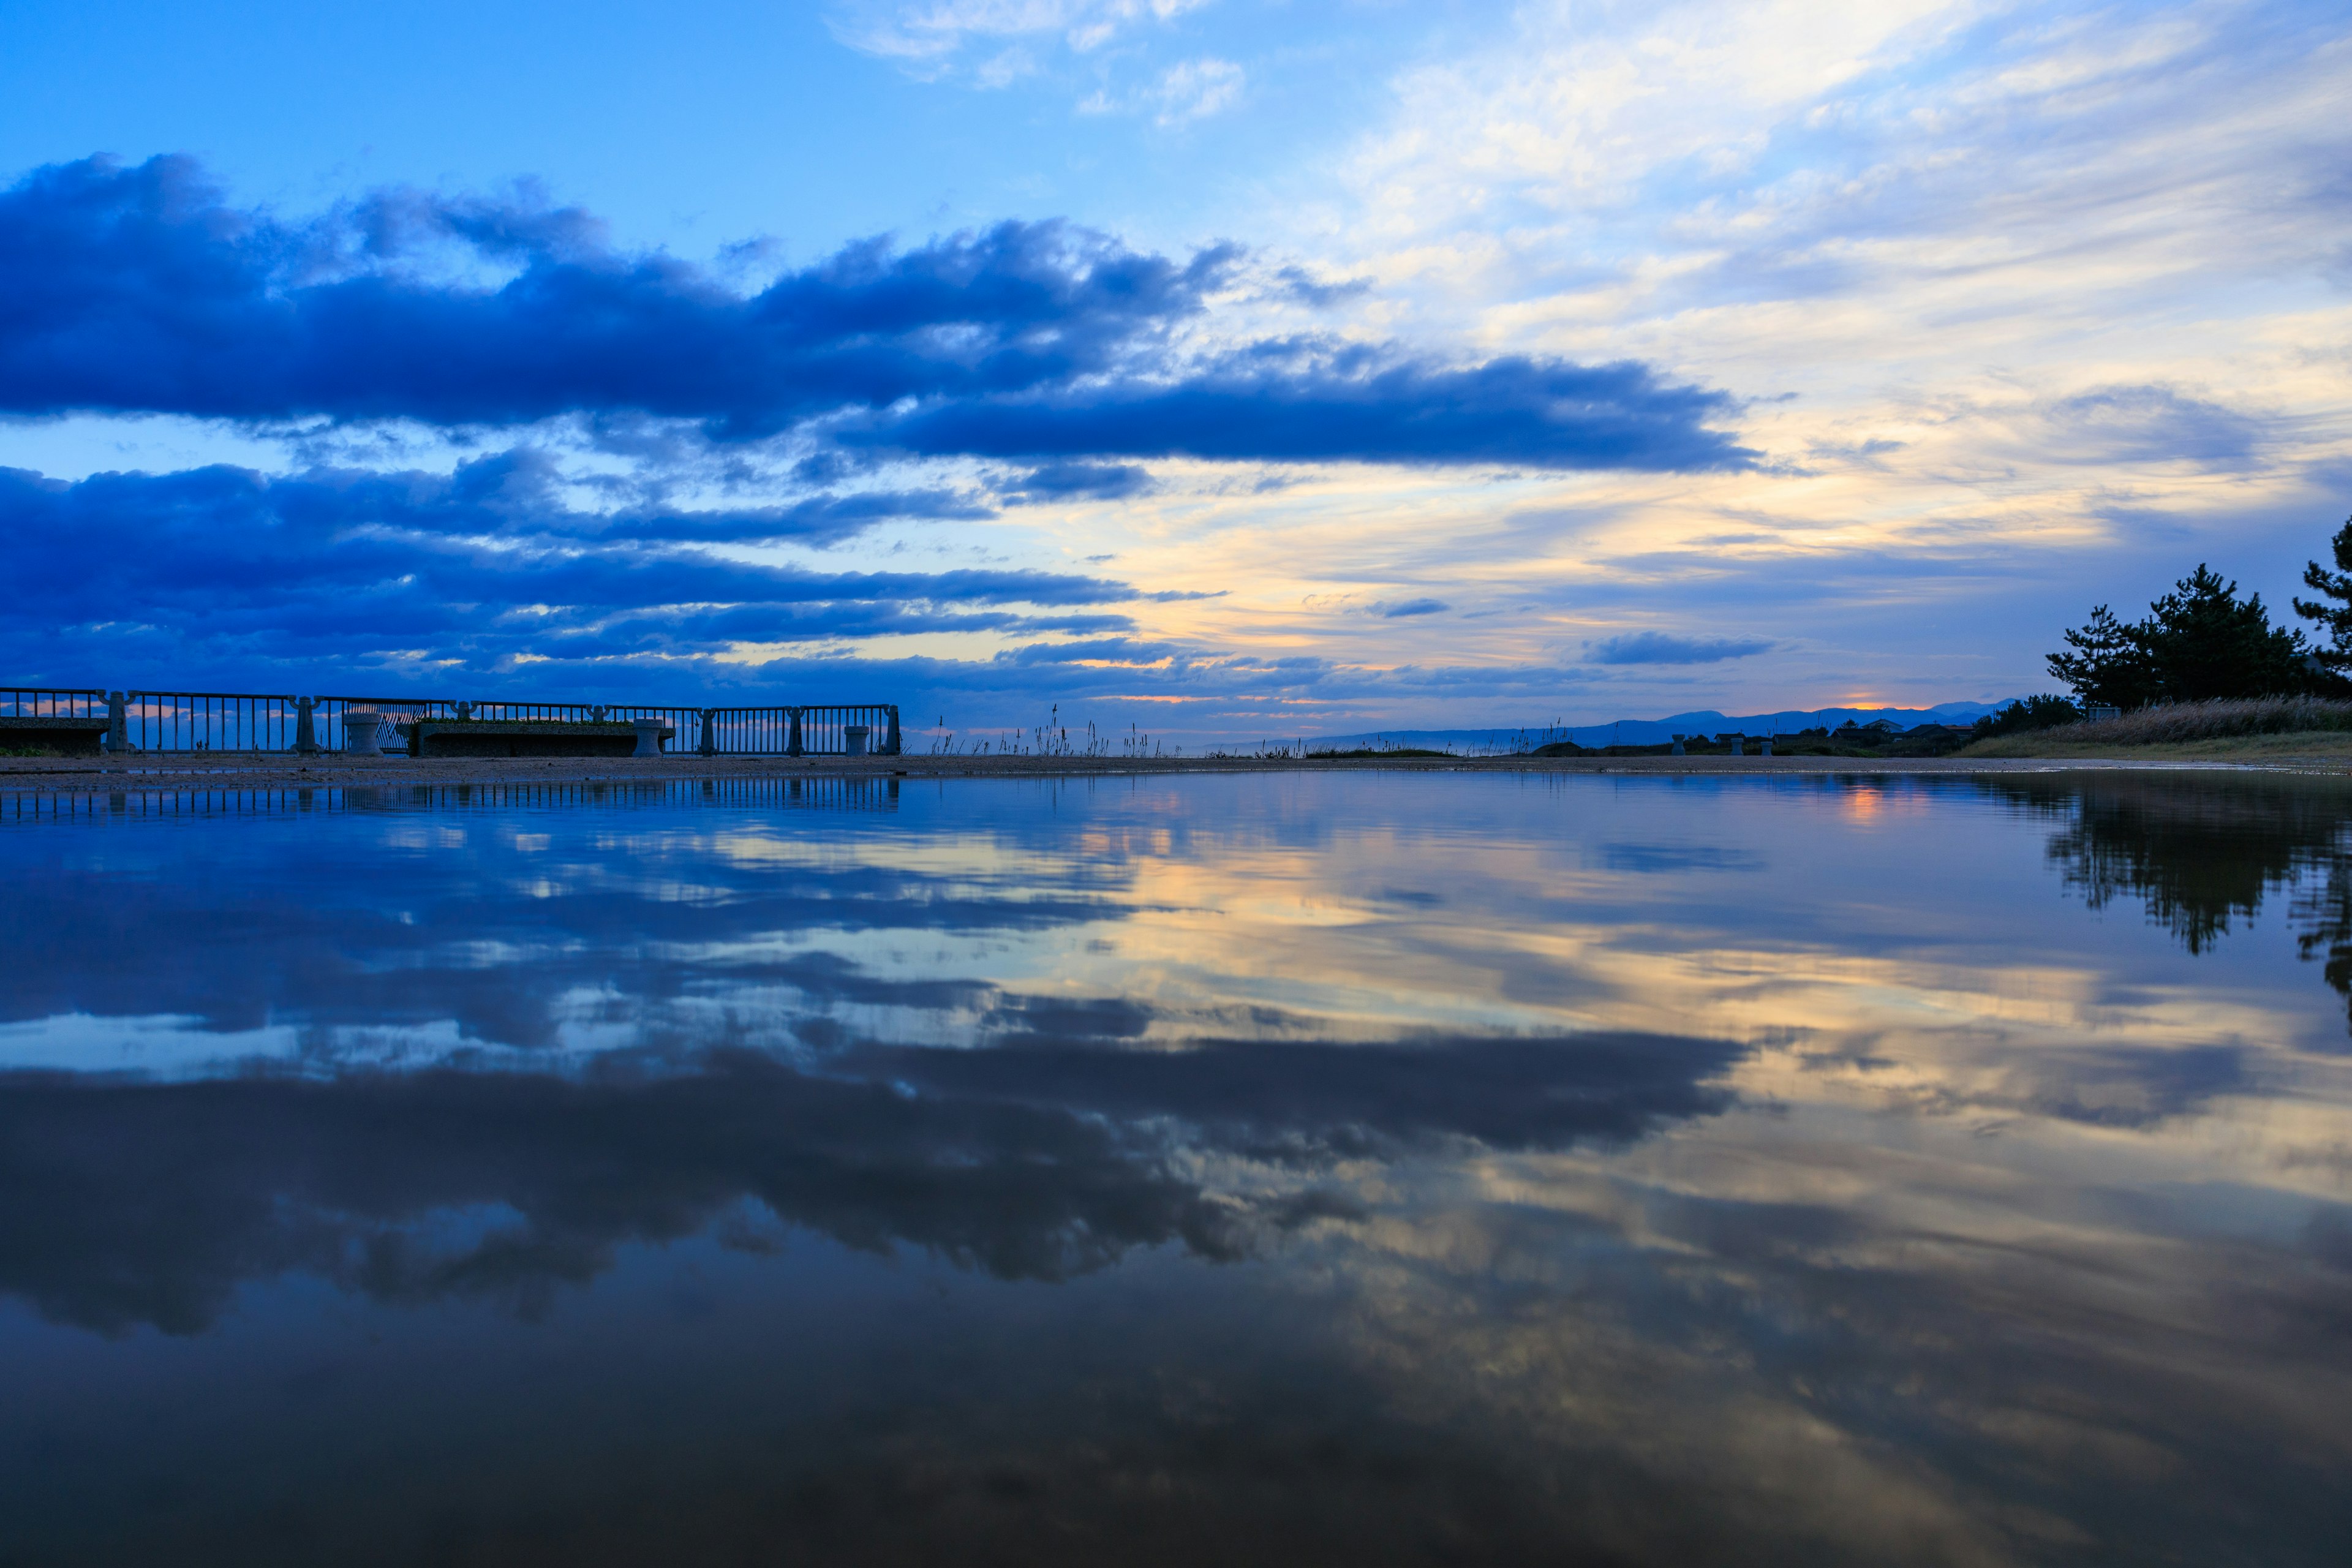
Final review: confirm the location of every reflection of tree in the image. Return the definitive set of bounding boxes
[2293,860,2352,1024]
[1981,775,2352,1014]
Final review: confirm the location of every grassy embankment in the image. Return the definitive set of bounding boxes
[1961,697,2352,759]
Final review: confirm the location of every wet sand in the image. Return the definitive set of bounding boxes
[3,749,2345,794]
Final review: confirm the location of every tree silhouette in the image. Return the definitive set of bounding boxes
[2048,564,2315,707]
[2293,514,2352,682]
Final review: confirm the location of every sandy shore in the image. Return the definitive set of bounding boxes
[4,749,2347,794]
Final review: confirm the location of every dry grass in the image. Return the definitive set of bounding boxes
[1964,697,2352,758]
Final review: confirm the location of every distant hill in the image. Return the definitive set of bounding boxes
[1311,701,2018,754]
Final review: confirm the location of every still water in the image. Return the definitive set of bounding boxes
[2,770,2348,1565]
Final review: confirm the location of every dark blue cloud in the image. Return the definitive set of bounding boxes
[1,447,985,557]
[0,155,1750,469]
[1273,265,1373,307]
[1378,598,1449,619]
[1003,462,1153,500]
[0,156,1223,439]
[0,461,1137,684]
[1586,631,1773,665]
[862,349,1753,470]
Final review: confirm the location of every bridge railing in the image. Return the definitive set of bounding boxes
[121,692,307,754]
[703,707,794,755]
[1,687,900,756]
[795,704,897,756]
[2,687,107,719]
[605,705,703,750]
[462,701,602,723]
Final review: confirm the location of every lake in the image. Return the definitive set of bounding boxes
[2,770,2348,1565]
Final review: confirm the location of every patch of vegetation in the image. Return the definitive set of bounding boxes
[1526,739,1681,757]
[1306,747,1456,759]
[1970,695,2081,738]
[1994,518,2352,754]
[1965,696,2352,756]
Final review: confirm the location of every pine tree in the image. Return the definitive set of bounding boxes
[2046,604,2157,709]
[2140,565,2312,702]
[2048,565,2316,707]
[2293,516,2352,679]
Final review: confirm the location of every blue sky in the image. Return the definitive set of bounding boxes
[2,0,2346,740]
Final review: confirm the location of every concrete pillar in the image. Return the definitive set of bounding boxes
[883,706,902,756]
[1760,737,1774,756]
[843,725,870,757]
[106,692,127,754]
[632,718,666,757]
[345,710,384,757]
[590,706,608,723]
[786,709,804,756]
[294,697,319,755]
[1729,735,1743,756]
[698,709,717,756]
[1670,736,1684,756]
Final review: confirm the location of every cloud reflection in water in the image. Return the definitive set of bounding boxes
[1,772,2348,1564]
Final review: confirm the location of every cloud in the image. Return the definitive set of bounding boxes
[0,156,1231,435]
[829,1,1212,71]
[1002,461,1153,499]
[0,156,1751,472]
[1273,265,1371,308]
[1148,57,1243,124]
[2042,385,2266,471]
[1585,631,1774,665]
[0,460,1139,683]
[862,349,1755,469]
[1377,598,1449,619]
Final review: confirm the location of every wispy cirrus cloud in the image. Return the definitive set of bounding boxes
[827,0,1212,81]
[1083,55,1243,124]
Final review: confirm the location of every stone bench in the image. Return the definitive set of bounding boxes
[0,715,110,756]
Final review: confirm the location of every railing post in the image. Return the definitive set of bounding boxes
[294,696,318,755]
[344,710,385,758]
[698,708,717,756]
[883,706,902,756]
[786,707,804,757]
[105,692,127,754]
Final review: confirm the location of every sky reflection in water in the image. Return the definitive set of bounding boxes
[2,771,2348,1565]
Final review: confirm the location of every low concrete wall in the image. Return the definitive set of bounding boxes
[409,722,671,758]
[0,717,108,756]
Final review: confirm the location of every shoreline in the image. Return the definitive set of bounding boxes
[4,750,2349,795]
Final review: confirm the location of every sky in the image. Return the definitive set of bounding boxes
[1,0,2346,742]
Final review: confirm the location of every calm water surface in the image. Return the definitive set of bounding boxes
[2,771,2348,1565]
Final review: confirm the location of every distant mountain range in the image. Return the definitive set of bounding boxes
[1311,701,2020,753]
